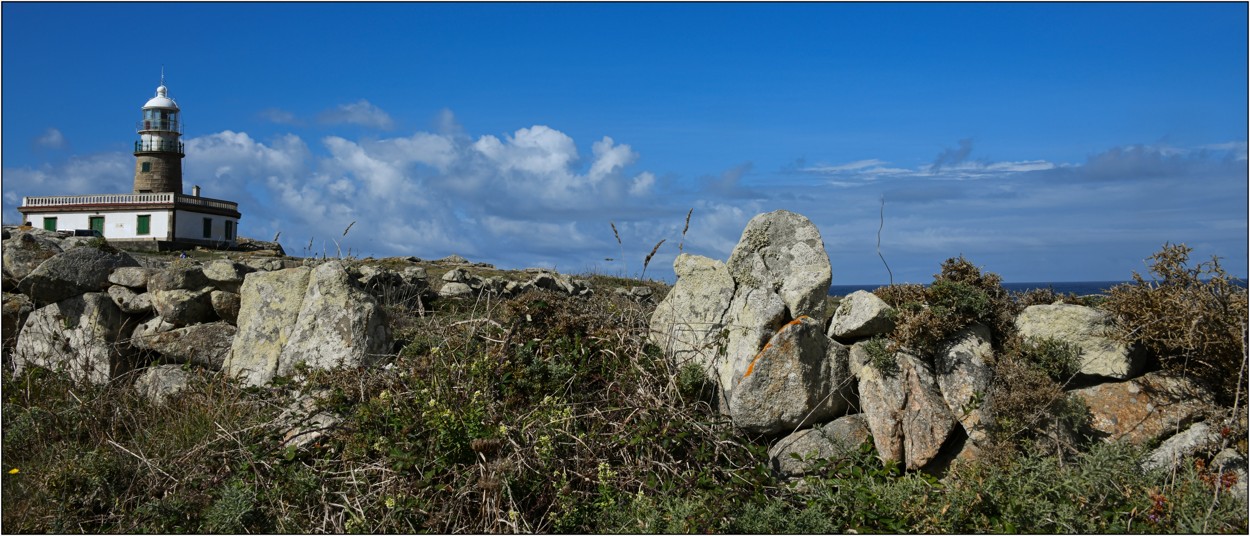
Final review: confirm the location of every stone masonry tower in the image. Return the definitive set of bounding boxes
[133,75,184,193]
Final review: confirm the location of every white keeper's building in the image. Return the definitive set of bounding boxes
[19,77,242,250]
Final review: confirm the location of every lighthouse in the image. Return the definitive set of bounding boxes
[133,78,184,194]
[19,73,242,251]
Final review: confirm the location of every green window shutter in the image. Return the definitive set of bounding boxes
[43,217,57,231]
[137,215,150,235]
[89,216,104,234]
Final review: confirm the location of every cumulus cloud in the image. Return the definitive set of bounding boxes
[34,128,66,149]
[319,99,395,129]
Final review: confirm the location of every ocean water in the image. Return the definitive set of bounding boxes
[829,279,1248,297]
[832,280,1132,297]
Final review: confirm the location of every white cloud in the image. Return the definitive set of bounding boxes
[258,108,301,125]
[319,99,395,129]
[35,128,66,149]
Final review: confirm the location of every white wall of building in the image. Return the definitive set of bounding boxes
[174,209,239,245]
[31,210,173,240]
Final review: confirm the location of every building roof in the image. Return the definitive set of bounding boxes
[143,85,179,110]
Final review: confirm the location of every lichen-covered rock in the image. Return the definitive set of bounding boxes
[1071,371,1216,445]
[439,282,473,298]
[1140,422,1222,472]
[202,260,254,293]
[13,293,131,384]
[828,290,896,340]
[2,231,63,288]
[108,266,151,289]
[726,210,832,322]
[131,321,236,371]
[224,262,390,386]
[1015,303,1144,380]
[1211,449,1249,507]
[935,324,994,445]
[151,287,216,326]
[17,246,140,305]
[769,414,871,478]
[223,266,312,385]
[133,365,192,404]
[147,265,211,292]
[648,254,735,378]
[851,343,959,471]
[108,285,154,314]
[2,292,34,356]
[728,317,853,435]
[719,286,789,396]
[211,290,241,325]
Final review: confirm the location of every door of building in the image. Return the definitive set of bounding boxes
[89,216,105,235]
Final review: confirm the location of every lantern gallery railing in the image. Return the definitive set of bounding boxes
[20,193,237,212]
[134,140,185,153]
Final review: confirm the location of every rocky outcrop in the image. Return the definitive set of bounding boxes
[131,321,236,371]
[648,254,735,375]
[151,287,216,326]
[1071,371,1215,445]
[210,290,241,325]
[1141,422,1222,472]
[224,262,391,386]
[2,292,34,357]
[1016,303,1143,380]
[934,325,995,445]
[202,260,255,293]
[108,267,150,289]
[133,365,192,404]
[108,285,154,314]
[828,290,896,340]
[850,344,960,471]
[13,292,133,384]
[18,246,140,305]
[769,414,871,477]
[147,265,211,292]
[727,317,854,435]
[2,232,63,288]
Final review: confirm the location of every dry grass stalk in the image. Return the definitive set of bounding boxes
[679,208,692,253]
[642,239,665,280]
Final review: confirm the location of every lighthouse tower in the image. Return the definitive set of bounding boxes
[133,76,184,194]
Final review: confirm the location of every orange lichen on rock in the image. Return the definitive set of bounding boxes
[742,316,810,380]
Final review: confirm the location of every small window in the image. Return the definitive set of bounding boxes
[43,217,57,231]
[203,217,212,239]
[141,162,151,172]
[224,220,235,241]
[137,214,150,235]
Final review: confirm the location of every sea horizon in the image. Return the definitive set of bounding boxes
[829,278,1250,297]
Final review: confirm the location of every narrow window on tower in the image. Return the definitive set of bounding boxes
[141,162,151,172]
[137,214,150,235]
[203,218,212,239]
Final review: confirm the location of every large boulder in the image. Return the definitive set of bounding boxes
[934,325,995,445]
[151,287,217,326]
[648,254,735,377]
[2,231,63,288]
[147,265,211,292]
[828,290,896,340]
[108,266,151,289]
[851,343,959,471]
[726,210,832,322]
[211,290,241,325]
[17,246,140,305]
[13,293,132,384]
[224,262,391,386]
[107,285,154,315]
[769,414,872,478]
[1015,304,1144,380]
[202,260,255,293]
[1071,371,1216,445]
[727,317,854,435]
[131,321,237,371]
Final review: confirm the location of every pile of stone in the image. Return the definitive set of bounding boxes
[650,210,1245,501]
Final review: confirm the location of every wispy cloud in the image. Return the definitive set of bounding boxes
[258,108,302,126]
[34,128,66,150]
[318,99,395,129]
[929,138,974,173]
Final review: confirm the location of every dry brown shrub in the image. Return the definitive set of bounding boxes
[1102,243,1248,405]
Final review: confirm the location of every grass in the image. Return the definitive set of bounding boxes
[2,244,1247,533]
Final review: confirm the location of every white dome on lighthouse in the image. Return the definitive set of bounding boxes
[143,84,179,110]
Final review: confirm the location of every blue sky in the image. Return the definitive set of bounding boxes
[3,2,1246,284]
